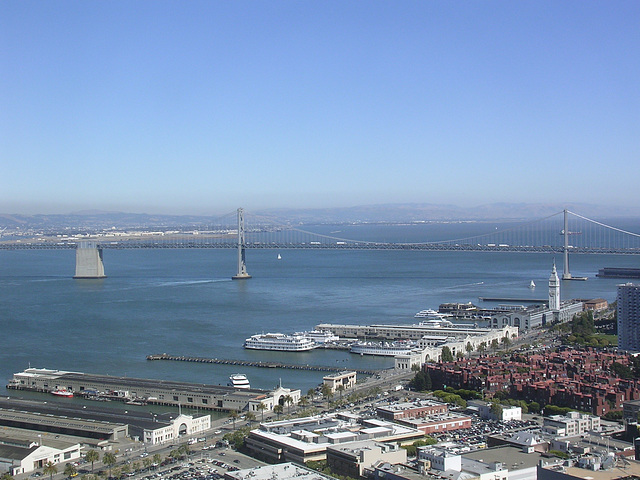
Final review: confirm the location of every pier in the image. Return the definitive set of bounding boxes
[146,353,381,375]
[478,297,546,303]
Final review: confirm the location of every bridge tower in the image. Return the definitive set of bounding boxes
[232,208,251,280]
[73,241,106,279]
[562,209,572,280]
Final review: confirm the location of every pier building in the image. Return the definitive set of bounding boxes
[315,323,517,342]
[7,368,300,414]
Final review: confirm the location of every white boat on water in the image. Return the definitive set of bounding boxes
[228,374,251,389]
[244,333,317,351]
[350,341,418,357]
[50,389,74,398]
[529,280,536,288]
[414,309,454,327]
[296,330,340,344]
[277,253,282,260]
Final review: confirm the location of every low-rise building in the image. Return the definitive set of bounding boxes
[245,413,423,464]
[326,440,406,478]
[376,400,448,421]
[224,462,338,480]
[143,413,210,445]
[468,400,522,422]
[542,411,601,437]
[0,439,81,475]
[398,413,472,435]
[323,371,357,394]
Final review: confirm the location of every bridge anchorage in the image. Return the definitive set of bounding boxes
[73,241,106,279]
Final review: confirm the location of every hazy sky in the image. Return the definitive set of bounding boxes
[1,1,638,215]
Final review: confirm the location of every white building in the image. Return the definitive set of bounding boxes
[143,413,211,445]
[549,260,560,312]
[469,400,522,422]
[542,411,601,437]
[417,446,462,472]
[247,385,301,417]
[0,441,81,475]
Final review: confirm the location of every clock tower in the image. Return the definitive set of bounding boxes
[549,260,560,311]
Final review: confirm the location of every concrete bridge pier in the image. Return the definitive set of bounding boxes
[73,242,106,279]
[232,208,251,280]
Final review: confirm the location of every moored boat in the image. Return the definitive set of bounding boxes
[228,374,251,389]
[244,333,317,351]
[50,389,74,398]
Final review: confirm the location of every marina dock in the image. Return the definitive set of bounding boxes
[146,353,380,375]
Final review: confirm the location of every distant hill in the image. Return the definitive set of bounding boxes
[1,202,638,230]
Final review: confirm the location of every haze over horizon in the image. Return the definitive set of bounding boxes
[2,2,638,215]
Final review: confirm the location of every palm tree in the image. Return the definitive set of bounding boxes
[320,383,333,408]
[229,410,239,430]
[142,458,152,471]
[64,463,77,479]
[102,452,116,479]
[273,404,283,419]
[152,454,161,469]
[85,450,100,474]
[336,385,345,402]
[244,411,256,427]
[43,462,57,480]
[466,342,474,357]
[283,395,293,415]
[256,403,267,422]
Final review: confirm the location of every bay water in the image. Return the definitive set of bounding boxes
[1,225,639,400]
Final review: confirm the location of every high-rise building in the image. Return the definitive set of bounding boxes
[617,283,640,353]
[549,260,560,312]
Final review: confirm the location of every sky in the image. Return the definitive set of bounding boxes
[1,1,638,215]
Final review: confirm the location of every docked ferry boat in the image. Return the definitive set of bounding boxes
[350,341,418,357]
[227,374,251,389]
[244,333,317,351]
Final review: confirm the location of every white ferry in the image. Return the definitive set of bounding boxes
[414,309,455,327]
[296,330,340,344]
[244,333,317,351]
[228,374,251,389]
[350,341,418,357]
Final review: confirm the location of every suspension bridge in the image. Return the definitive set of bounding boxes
[0,208,639,279]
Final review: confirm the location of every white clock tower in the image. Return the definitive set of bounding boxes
[549,260,560,311]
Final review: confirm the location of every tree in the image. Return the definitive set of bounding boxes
[283,395,293,415]
[229,410,239,430]
[1,474,14,480]
[142,458,152,471]
[85,450,100,474]
[320,383,333,407]
[491,339,499,351]
[152,454,161,469]
[273,404,284,419]
[466,342,474,357]
[44,462,58,480]
[336,385,345,401]
[501,336,511,350]
[64,463,77,479]
[245,411,256,427]
[102,452,117,479]
[478,342,487,354]
[256,403,267,422]
[441,346,454,362]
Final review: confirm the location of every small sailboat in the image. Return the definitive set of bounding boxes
[529,280,536,289]
[277,253,282,260]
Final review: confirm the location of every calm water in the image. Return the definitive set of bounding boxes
[1,230,639,397]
